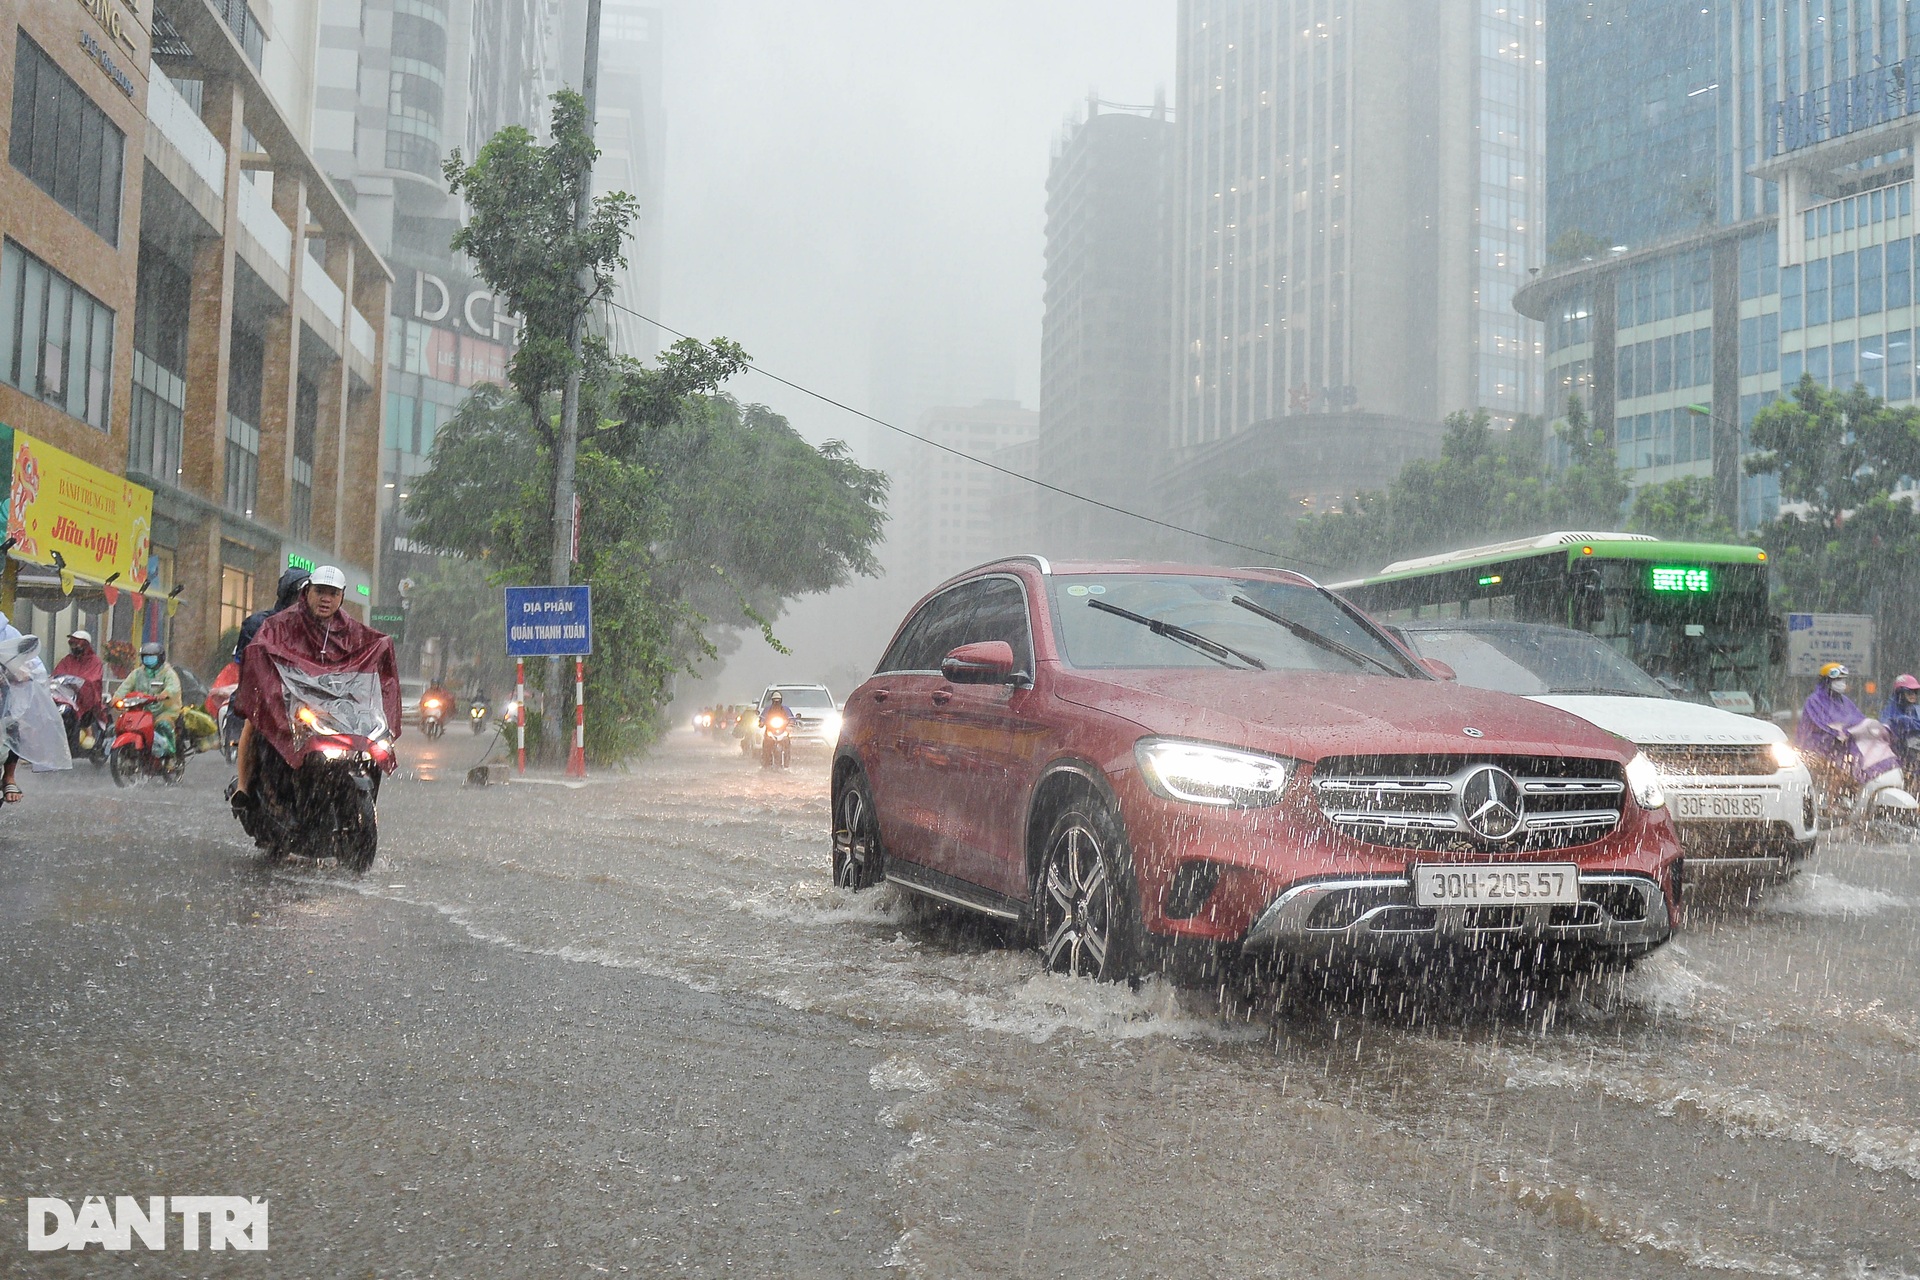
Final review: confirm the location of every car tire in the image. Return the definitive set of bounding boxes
[1035,797,1145,983]
[832,769,885,890]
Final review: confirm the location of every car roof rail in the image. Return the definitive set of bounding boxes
[929,552,1052,591]
[950,553,1051,578]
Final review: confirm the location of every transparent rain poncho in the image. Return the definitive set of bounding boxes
[279,663,391,742]
[0,630,73,771]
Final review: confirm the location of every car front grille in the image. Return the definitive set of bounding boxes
[1641,743,1779,777]
[1309,753,1626,852]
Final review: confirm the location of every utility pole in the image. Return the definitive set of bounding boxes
[547,0,602,756]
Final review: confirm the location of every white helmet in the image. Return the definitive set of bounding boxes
[309,565,347,590]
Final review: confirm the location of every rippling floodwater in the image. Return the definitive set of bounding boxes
[6,730,1917,1277]
[321,732,1919,1277]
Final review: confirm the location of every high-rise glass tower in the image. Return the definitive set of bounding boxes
[1169,0,1546,461]
[1520,0,1920,530]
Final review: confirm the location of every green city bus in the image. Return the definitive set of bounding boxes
[1329,532,1776,714]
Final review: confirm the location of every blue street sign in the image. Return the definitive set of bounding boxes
[505,585,593,656]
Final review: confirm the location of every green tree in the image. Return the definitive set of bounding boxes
[1548,229,1609,264]
[403,556,513,695]
[405,360,888,759]
[1548,394,1632,529]
[1627,476,1736,543]
[1746,374,1920,678]
[443,90,637,419]
[1217,398,1630,578]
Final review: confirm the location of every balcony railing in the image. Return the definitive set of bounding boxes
[349,307,376,361]
[146,63,226,199]
[300,257,345,323]
[235,176,290,270]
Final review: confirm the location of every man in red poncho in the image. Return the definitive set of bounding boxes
[229,565,400,811]
[52,628,105,723]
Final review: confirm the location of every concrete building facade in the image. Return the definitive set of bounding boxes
[1037,98,1173,559]
[1519,0,1920,531]
[2,0,389,674]
[1165,0,1546,532]
[889,400,1037,590]
[311,0,562,652]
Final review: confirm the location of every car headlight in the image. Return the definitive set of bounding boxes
[821,711,843,740]
[1625,751,1666,810]
[1136,738,1290,807]
[1769,740,1802,771]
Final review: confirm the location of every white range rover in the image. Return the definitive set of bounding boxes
[1398,620,1817,880]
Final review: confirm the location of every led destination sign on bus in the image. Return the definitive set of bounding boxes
[1649,565,1712,594]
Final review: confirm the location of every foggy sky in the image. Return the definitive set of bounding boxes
[639,2,1177,704]
[650,0,1178,458]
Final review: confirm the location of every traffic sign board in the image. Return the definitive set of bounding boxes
[505,585,593,656]
[1785,611,1873,677]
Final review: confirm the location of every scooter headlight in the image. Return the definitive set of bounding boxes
[1625,751,1666,810]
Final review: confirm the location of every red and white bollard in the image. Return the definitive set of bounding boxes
[565,657,587,779]
[515,658,526,775]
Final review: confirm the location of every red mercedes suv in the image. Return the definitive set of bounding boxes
[830,558,1682,981]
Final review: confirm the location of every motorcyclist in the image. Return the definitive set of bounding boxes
[52,629,105,726]
[231,565,399,811]
[112,642,184,758]
[1795,661,1910,799]
[1795,663,1867,766]
[1884,674,1920,756]
[216,566,311,765]
[759,692,793,765]
[420,680,456,723]
[236,566,311,663]
[1,614,73,801]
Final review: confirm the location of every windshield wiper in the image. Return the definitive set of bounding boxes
[1086,598,1267,671]
[1230,595,1407,678]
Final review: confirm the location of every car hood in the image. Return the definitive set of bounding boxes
[1054,667,1634,764]
[1529,694,1785,746]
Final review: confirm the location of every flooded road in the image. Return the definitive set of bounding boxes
[4,730,1918,1276]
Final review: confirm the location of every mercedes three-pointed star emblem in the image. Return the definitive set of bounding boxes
[1460,765,1525,842]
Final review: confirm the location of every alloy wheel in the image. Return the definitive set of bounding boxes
[1040,819,1115,978]
[832,780,882,889]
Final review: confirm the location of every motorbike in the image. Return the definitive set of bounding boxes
[1809,718,1920,828]
[761,709,792,769]
[107,690,189,787]
[234,663,396,872]
[208,665,242,763]
[1899,730,1920,783]
[49,674,109,767]
[420,691,449,740]
[469,699,490,734]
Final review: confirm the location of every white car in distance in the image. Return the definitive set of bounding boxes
[1397,621,1816,883]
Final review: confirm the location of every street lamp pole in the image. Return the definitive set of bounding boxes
[1682,401,1742,529]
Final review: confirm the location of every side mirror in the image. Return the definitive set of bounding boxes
[941,640,1016,685]
[1419,657,1457,681]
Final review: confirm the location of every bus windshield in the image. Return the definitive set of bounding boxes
[1333,537,1775,712]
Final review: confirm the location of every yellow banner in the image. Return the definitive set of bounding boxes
[5,431,153,582]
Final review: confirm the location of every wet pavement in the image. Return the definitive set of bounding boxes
[3,728,1918,1277]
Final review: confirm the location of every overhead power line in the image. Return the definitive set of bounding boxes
[599,298,1331,573]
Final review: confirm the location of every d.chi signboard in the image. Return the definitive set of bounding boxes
[5,429,154,582]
